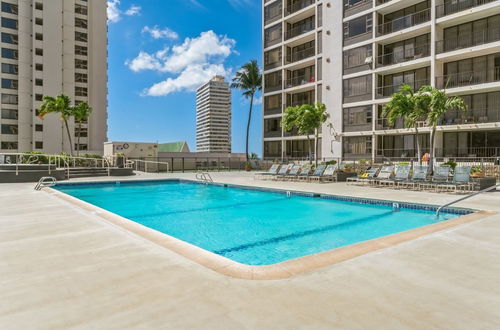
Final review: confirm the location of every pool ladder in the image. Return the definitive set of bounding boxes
[34,176,57,190]
[196,171,213,183]
[436,183,500,217]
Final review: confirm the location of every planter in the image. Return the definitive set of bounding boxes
[116,157,125,169]
[336,172,357,182]
[244,164,252,172]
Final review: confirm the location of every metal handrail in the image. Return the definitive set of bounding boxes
[436,183,499,217]
[196,171,213,183]
[34,176,57,190]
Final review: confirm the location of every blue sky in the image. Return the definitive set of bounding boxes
[107,0,262,154]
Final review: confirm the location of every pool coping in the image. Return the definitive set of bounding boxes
[45,179,496,280]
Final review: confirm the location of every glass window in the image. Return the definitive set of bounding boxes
[344,44,372,69]
[264,24,282,48]
[75,73,88,83]
[1,32,17,44]
[344,14,372,39]
[1,48,17,59]
[1,124,18,134]
[1,2,18,14]
[1,17,17,30]
[1,63,17,74]
[75,45,88,56]
[1,141,17,149]
[75,31,87,42]
[2,78,17,89]
[1,108,17,119]
[35,141,43,149]
[35,124,43,132]
[75,4,88,15]
[75,18,87,29]
[1,93,17,104]
[75,87,88,96]
[75,59,88,69]
[35,48,43,56]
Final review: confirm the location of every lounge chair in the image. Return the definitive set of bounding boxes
[389,165,411,188]
[372,166,395,187]
[254,164,280,180]
[304,164,326,182]
[435,166,472,193]
[297,164,313,181]
[284,164,302,181]
[319,164,339,182]
[419,165,451,191]
[274,164,293,180]
[346,167,379,185]
[405,165,428,189]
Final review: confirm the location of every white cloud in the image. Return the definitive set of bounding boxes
[107,0,141,23]
[126,31,236,97]
[254,96,262,105]
[142,26,178,40]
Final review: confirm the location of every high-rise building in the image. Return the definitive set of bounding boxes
[196,75,232,153]
[0,0,107,154]
[263,0,500,161]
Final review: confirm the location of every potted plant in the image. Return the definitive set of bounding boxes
[443,160,457,172]
[470,165,484,178]
[342,163,353,173]
[244,161,252,172]
[116,152,126,169]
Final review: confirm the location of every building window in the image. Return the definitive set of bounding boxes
[1,17,18,30]
[1,108,17,119]
[343,136,372,156]
[1,93,17,104]
[1,32,18,44]
[35,124,43,132]
[75,17,87,29]
[75,59,88,69]
[75,31,87,42]
[2,78,17,89]
[1,63,18,74]
[1,2,18,14]
[1,141,17,149]
[35,48,43,56]
[343,75,372,98]
[75,45,88,56]
[35,17,43,25]
[35,63,43,71]
[35,33,43,41]
[75,144,88,151]
[35,94,43,101]
[35,141,43,149]
[264,47,281,70]
[75,4,88,15]
[343,14,372,40]
[75,87,88,97]
[75,73,88,83]
[1,123,18,134]
[1,48,18,59]
[264,23,282,48]
[35,79,43,86]
[343,44,373,70]
[343,106,372,132]
[264,94,282,115]
[35,2,43,10]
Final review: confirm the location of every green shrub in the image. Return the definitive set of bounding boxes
[443,160,457,170]
[325,160,337,165]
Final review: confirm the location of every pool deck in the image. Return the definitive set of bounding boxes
[2,171,500,329]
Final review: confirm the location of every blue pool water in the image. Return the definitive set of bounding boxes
[55,180,465,265]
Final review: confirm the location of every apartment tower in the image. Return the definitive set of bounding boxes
[0,0,107,154]
[196,75,232,153]
[263,0,500,161]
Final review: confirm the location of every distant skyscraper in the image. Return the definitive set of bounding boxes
[0,0,108,153]
[196,76,232,153]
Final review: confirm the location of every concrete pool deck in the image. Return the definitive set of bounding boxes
[1,171,500,329]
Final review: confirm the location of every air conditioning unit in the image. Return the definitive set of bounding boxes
[364,56,373,64]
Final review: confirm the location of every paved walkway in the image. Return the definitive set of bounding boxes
[1,172,500,329]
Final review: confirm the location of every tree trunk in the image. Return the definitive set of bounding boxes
[64,119,73,157]
[429,127,436,175]
[307,135,313,165]
[76,121,81,157]
[245,91,254,162]
[314,130,319,167]
[415,126,421,165]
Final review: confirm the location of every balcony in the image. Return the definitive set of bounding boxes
[285,21,315,40]
[286,46,315,64]
[286,0,315,16]
[442,108,499,125]
[377,8,431,36]
[264,106,282,116]
[285,74,316,89]
[264,83,282,93]
[376,43,430,68]
[376,78,430,98]
[344,0,373,18]
[376,0,393,5]
[436,0,498,19]
[376,117,405,130]
[436,28,500,54]
[436,67,500,89]
[264,130,282,138]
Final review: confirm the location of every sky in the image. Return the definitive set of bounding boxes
[107,0,263,155]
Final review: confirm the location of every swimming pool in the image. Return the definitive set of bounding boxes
[54,180,471,266]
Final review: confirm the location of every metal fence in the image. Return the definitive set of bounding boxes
[129,156,257,173]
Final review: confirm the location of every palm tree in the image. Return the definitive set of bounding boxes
[231,60,262,161]
[38,94,75,156]
[417,86,467,171]
[382,84,426,161]
[281,102,329,165]
[73,102,93,156]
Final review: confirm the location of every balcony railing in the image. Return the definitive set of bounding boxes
[264,130,282,138]
[436,67,500,89]
[436,0,498,18]
[286,46,315,63]
[436,28,500,54]
[286,0,315,16]
[285,21,315,40]
[377,8,431,36]
[264,60,282,70]
[442,108,499,125]
[377,44,430,67]
[376,0,393,5]
[264,36,282,49]
[376,147,500,158]
[264,107,282,115]
[376,117,405,130]
[264,83,282,93]
[376,79,430,98]
[285,74,316,88]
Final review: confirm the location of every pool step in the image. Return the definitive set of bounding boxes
[63,167,109,179]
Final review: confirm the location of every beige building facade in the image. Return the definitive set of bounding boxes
[0,0,108,154]
[263,0,500,161]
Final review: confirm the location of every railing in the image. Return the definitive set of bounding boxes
[376,147,500,158]
[264,36,282,49]
[265,8,282,25]
[377,44,430,67]
[377,8,431,36]
[129,156,250,172]
[376,0,393,5]
[436,0,498,18]
[436,67,500,89]
[436,27,500,54]
[376,117,405,130]
[442,108,499,125]
[285,21,315,40]
[264,82,282,93]
[436,183,499,217]
[286,0,315,16]
[264,130,282,138]
[264,107,282,115]
[286,46,315,63]
[285,74,316,88]
[376,79,430,98]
